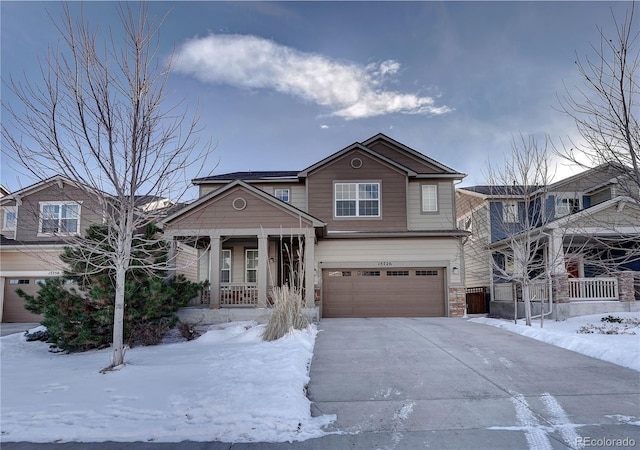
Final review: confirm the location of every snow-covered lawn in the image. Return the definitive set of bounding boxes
[470,312,640,371]
[0,322,335,443]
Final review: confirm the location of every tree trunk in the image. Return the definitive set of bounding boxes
[111,264,126,366]
[522,281,532,326]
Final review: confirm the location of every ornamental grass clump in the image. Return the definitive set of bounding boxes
[262,285,308,342]
[262,238,309,341]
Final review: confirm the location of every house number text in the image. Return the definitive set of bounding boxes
[377,261,392,267]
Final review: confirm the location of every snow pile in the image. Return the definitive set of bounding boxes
[1,321,335,443]
[470,312,640,371]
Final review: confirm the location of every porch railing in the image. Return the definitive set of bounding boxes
[568,277,618,301]
[494,283,514,302]
[220,283,259,306]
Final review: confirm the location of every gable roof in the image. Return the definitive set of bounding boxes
[195,134,465,184]
[161,179,325,228]
[547,163,623,192]
[0,175,112,205]
[298,142,418,177]
[362,133,465,176]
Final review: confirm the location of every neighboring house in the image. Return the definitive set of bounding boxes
[457,164,640,319]
[0,176,107,322]
[162,133,469,320]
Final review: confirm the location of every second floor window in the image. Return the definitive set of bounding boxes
[335,182,380,217]
[2,207,16,231]
[555,196,580,217]
[502,201,518,223]
[39,202,80,235]
[274,188,290,203]
[421,184,438,212]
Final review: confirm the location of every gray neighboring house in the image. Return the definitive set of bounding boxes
[162,133,469,321]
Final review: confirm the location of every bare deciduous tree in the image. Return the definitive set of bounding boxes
[459,135,562,326]
[1,4,211,368]
[557,4,640,202]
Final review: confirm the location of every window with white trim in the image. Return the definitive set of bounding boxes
[502,201,518,223]
[39,202,80,235]
[274,188,290,203]
[2,206,16,231]
[421,184,438,212]
[245,249,258,283]
[221,249,231,283]
[335,182,380,217]
[555,195,580,217]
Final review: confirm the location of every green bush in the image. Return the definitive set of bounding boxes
[19,224,206,352]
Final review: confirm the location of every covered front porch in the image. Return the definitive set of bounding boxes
[489,225,640,320]
[189,230,318,309]
[160,180,326,323]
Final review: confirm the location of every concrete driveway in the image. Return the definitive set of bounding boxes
[307,318,640,449]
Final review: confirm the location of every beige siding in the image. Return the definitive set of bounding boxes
[590,187,612,206]
[175,243,198,282]
[199,185,221,197]
[0,249,65,272]
[568,203,640,229]
[166,186,314,231]
[457,190,485,218]
[307,149,407,232]
[407,181,456,230]
[249,183,306,210]
[461,205,492,288]
[315,237,463,285]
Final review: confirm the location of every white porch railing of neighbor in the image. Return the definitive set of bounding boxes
[220,283,259,306]
[527,281,548,301]
[568,277,618,301]
[494,283,514,302]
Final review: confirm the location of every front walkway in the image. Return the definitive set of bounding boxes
[307,318,640,449]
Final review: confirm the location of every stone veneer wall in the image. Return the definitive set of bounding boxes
[449,287,466,317]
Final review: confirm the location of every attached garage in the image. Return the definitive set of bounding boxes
[3,278,45,323]
[322,267,445,318]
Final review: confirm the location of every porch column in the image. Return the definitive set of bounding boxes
[209,236,221,309]
[617,271,636,302]
[304,231,315,308]
[548,228,565,275]
[258,234,269,307]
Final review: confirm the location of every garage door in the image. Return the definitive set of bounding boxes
[3,278,45,323]
[322,268,445,318]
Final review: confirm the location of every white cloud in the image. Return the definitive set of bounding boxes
[173,34,452,120]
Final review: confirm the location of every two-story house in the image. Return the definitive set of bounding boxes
[0,176,191,323]
[457,164,640,319]
[161,133,469,320]
[0,176,107,322]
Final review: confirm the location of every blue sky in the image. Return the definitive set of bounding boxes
[1,1,632,197]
